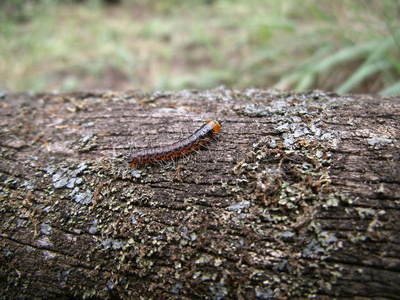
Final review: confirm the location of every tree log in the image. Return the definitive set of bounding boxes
[0,88,399,299]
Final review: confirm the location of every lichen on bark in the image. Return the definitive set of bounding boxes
[0,88,399,299]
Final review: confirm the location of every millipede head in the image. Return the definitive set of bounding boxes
[205,120,221,133]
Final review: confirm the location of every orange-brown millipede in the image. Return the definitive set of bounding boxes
[129,120,221,167]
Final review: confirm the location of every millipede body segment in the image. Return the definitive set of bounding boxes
[129,120,221,167]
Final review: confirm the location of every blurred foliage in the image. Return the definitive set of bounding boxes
[0,0,399,94]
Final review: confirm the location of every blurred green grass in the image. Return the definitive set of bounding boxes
[0,0,399,95]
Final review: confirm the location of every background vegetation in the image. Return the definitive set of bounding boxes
[0,0,399,95]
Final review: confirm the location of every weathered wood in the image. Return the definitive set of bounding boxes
[0,88,399,299]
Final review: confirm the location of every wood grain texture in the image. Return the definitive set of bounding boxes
[0,89,399,299]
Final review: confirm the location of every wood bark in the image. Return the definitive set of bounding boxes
[0,88,399,299]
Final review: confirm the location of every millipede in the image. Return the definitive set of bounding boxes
[129,120,221,167]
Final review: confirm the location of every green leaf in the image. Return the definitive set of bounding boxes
[379,81,400,96]
[309,40,383,74]
[336,60,392,94]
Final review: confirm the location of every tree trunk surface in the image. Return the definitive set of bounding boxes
[0,88,399,299]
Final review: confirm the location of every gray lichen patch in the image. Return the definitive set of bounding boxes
[89,218,98,234]
[237,90,340,153]
[73,189,93,205]
[102,238,125,250]
[40,223,52,235]
[48,162,88,189]
[367,135,393,149]
[48,169,93,205]
[226,200,250,212]
[75,132,98,152]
